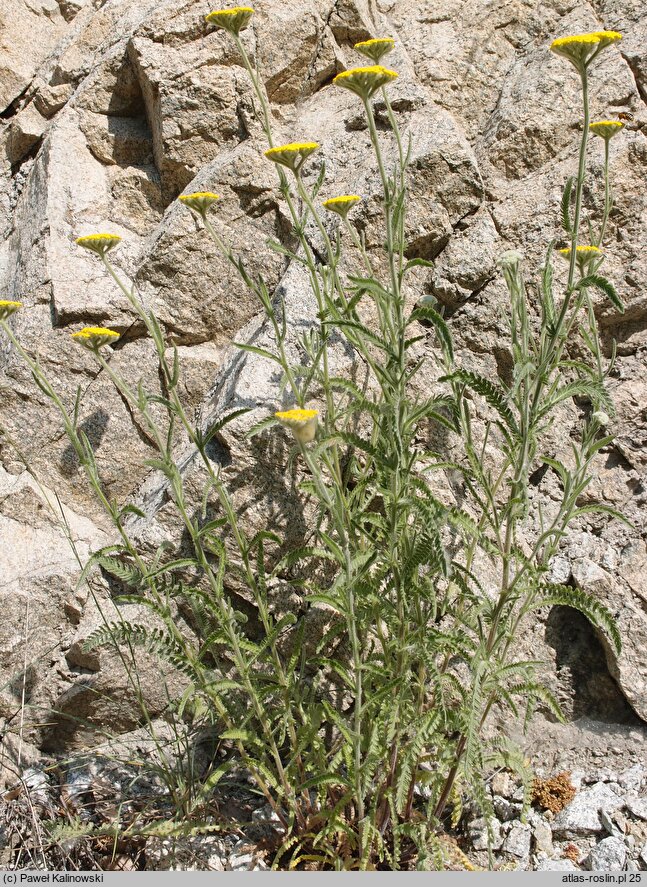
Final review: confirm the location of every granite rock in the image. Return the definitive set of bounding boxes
[553,783,626,839]
[586,836,627,872]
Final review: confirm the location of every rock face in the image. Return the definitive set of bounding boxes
[462,764,647,871]
[586,836,627,871]
[1,0,646,762]
[552,782,624,838]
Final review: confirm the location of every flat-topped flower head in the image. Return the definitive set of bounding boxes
[178,192,220,215]
[205,7,253,36]
[322,195,362,218]
[558,244,603,271]
[354,37,395,64]
[75,233,122,256]
[558,245,602,258]
[275,408,319,444]
[0,300,22,321]
[550,31,622,70]
[264,142,319,172]
[333,65,398,101]
[591,30,622,50]
[71,326,120,350]
[589,120,624,141]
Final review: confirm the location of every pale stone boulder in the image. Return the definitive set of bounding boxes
[0,0,67,113]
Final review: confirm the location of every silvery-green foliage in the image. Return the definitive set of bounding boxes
[0,20,627,872]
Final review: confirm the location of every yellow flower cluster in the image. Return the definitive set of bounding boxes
[57,23,622,452]
[205,7,254,36]
[558,245,602,258]
[592,30,623,48]
[550,30,622,69]
[333,65,398,100]
[589,120,624,140]
[322,195,362,217]
[275,408,319,443]
[0,300,22,321]
[558,244,603,271]
[264,142,319,171]
[354,37,394,64]
[75,233,122,256]
[71,327,120,349]
[179,192,220,215]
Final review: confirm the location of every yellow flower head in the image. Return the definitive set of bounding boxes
[75,233,122,256]
[205,6,253,36]
[591,30,623,50]
[333,65,398,100]
[0,300,22,321]
[178,192,220,215]
[589,120,624,141]
[71,326,120,349]
[354,37,395,64]
[558,244,603,271]
[275,408,319,444]
[322,195,362,218]
[550,31,622,69]
[264,142,319,171]
[558,245,602,258]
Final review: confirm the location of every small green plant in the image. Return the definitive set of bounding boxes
[1,15,629,870]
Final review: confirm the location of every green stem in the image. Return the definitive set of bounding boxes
[567,66,590,292]
[381,88,407,281]
[235,34,274,148]
[293,173,336,388]
[344,218,373,275]
[102,257,298,694]
[436,62,594,823]
[297,177,350,318]
[0,325,194,677]
[96,258,306,822]
[597,138,611,247]
[94,351,163,452]
[297,439,365,854]
[363,96,401,346]
[200,215,303,406]
[358,91,413,848]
